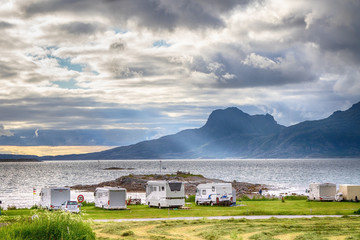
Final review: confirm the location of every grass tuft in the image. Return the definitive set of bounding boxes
[0,210,95,240]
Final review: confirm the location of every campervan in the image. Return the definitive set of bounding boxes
[195,183,236,206]
[338,185,360,201]
[40,187,71,210]
[308,183,336,201]
[94,187,127,209]
[146,181,185,208]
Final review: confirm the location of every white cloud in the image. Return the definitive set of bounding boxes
[0,0,358,140]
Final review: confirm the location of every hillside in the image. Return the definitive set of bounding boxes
[40,101,360,160]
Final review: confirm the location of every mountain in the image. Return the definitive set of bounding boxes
[253,102,360,158]
[38,101,360,159]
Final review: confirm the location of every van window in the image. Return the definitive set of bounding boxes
[212,186,215,192]
[202,190,206,195]
[169,182,182,191]
[162,186,165,191]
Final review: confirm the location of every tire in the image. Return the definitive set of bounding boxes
[210,201,214,206]
[196,201,199,206]
[158,204,161,209]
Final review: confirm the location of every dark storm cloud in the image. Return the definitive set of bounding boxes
[59,22,101,35]
[23,0,254,30]
[0,21,14,29]
[0,61,18,79]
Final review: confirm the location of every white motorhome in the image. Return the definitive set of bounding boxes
[146,181,185,208]
[338,185,360,201]
[94,187,127,209]
[195,183,236,206]
[40,187,71,210]
[308,183,336,201]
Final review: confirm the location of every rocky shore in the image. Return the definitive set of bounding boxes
[71,171,267,197]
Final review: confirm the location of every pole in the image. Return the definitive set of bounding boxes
[160,160,162,173]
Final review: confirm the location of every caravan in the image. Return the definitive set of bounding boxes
[195,183,236,206]
[40,187,71,210]
[146,181,185,208]
[338,185,360,201]
[308,183,336,201]
[94,187,127,209]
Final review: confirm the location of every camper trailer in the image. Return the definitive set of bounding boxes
[146,181,185,208]
[40,187,71,210]
[94,187,127,209]
[338,185,360,201]
[195,183,236,206]
[308,183,336,201]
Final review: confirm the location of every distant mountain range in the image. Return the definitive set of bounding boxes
[36,101,360,160]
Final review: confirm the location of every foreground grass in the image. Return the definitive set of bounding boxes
[92,216,360,240]
[80,200,360,220]
[0,211,95,240]
[2,200,360,220]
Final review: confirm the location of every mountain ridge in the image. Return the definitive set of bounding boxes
[35,101,360,160]
[2,102,359,160]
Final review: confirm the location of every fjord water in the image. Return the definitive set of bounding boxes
[1,158,360,208]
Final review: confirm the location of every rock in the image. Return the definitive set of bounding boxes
[71,171,268,197]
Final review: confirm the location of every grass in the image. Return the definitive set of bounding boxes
[2,200,360,220]
[0,210,95,240]
[92,216,360,239]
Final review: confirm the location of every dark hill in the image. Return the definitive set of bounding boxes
[254,102,360,158]
[41,101,360,160]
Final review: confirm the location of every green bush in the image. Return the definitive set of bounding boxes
[354,208,360,214]
[284,195,308,200]
[239,195,278,201]
[0,210,95,240]
[186,195,195,203]
[79,201,95,207]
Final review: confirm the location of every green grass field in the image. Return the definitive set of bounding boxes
[1,200,360,240]
[92,216,360,240]
[2,200,360,220]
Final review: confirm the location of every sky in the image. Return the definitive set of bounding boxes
[0,0,360,155]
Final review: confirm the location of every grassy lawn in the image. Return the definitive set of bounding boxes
[80,200,360,220]
[92,216,360,240]
[2,200,360,220]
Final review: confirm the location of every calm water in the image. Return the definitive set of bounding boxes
[1,158,360,208]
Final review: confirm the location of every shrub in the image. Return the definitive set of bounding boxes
[7,206,17,210]
[284,195,308,200]
[79,201,95,207]
[186,195,195,203]
[0,210,95,240]
[354,208,360,214]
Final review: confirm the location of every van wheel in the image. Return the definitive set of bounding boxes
[196,201,199,205]
[210,202,214,206]
[158,204,161,209]
[148,202,151,207]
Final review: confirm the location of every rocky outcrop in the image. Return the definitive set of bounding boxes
[71,171,267,197]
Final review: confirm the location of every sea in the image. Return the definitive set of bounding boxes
[1,158,360,209]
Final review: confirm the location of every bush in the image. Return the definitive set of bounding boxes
[239,195,278,201]
[79,201,95,207]
[0,211,95,240]
[284,195,308,200]
[186,195,195,203]
[354,208,360,214]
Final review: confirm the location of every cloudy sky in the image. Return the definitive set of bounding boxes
[0,0,359,155]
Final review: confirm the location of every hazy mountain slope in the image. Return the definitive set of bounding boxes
[253,102,360,158]
[40,101,360,160]
[43,107,285,159]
